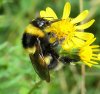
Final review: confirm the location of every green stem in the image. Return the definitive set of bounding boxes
[79,0,86,94]
[28,80,43,94]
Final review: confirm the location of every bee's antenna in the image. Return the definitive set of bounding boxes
[50,19,61,23]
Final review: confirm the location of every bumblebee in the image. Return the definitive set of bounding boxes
[22,17,60,82]
[22,17,79,82]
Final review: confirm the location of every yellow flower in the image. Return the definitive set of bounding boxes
[98,54,100,60]
[40,2,95,50]
[78,38,100,67]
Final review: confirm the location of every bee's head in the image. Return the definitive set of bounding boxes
[30,17,51,29]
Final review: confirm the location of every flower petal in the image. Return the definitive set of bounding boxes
[84,37,96,46]
[75,19,95,30]
[75,32,94,41]
[72,37,85,47]
[91,57,99,61]
[91,45,100,48]
[62,2,71,19]
[40,10,47,17]
[71,10,89,24]
[40,7,58,20]
[89,61,98,64]
[98,54,100,60]
[83,61,92,67]
[62,40,74,50]
[92,49,100,52]
[46,7,58,19]
[92,54,98,57]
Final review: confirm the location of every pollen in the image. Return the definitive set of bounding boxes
[50,19,76,40]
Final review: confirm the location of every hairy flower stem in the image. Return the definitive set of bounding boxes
[79,0,86,94]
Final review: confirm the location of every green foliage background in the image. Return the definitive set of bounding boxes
[0,0,100,94]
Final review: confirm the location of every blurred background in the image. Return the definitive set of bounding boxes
[0,0,100,94]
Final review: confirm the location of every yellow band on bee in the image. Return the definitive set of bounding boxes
[25,24,45,37]
[26,46,36,54]
[44,56,52,65]
[49,37,56,43]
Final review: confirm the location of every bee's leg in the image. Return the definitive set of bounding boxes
[47,45,59,70]
[59,57,72,64]
[50,41,59,47]
[59,56,79,64]
[48,56,58,70]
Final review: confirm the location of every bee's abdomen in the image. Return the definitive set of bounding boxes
[22,33,37,48]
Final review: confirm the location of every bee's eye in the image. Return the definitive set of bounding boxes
[38,21,44,27]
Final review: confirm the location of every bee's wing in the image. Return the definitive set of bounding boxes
[29,38,50,82]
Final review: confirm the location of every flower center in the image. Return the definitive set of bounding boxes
[50,19,76,41]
